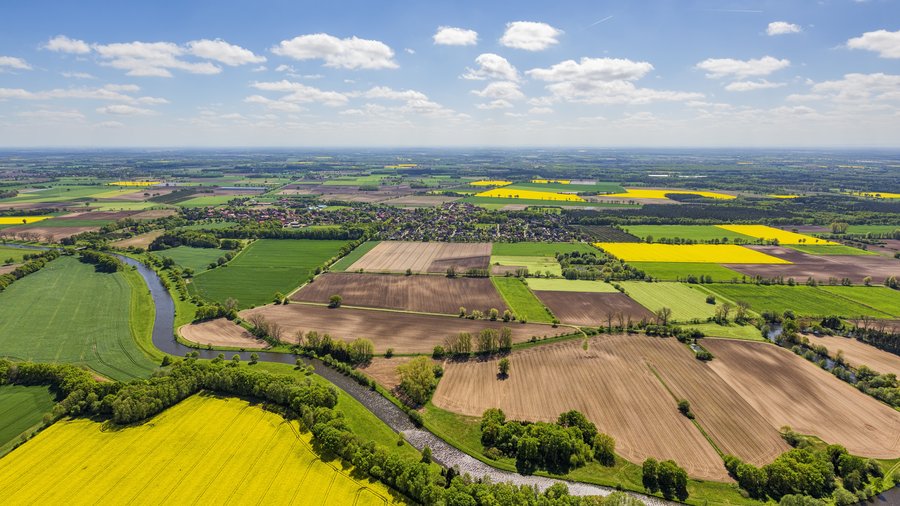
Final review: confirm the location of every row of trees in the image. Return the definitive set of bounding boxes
[396,356,442,405]
[149,230,223,250]
[557,250,645,281]
[78,250,123,273]
[438,328,514,358]
[641,458,689,501]
[0,249,60,291]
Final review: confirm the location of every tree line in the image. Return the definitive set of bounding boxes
[0,249,61,292]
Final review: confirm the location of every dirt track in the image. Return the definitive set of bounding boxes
[292,272,507,314]
[348,241,491,274]
[727,246,900,284]
[704,339,900,459]
[179,318,268,349]
[805,334,900,376]
[534,291,654,326]
[240,303,565,353]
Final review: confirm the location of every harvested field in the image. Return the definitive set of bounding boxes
[131,208,177,219]
[433,335,733,480]
[534,292,654,326]
[347,241,491,274]
[292,273,507,314]
[111,229,164,249]
[382,195,460,207]
[179,318,268,349]
[56,210,139,221]
[805,334,900,376]
[704,339,900,459]
[0,225,99,242]
[239,304,564,354]
[728,245,900,284]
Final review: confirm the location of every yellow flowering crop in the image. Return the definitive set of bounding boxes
[603,188,736,200]
[469,180,512,186]
[715,225,837,245]
[531,179,570,184]
[594,242,791,264]
[0,216,50,225]
[768,194,800,199]
[108,181,159,186]
[476,188,585,201]
[848,191,900,199]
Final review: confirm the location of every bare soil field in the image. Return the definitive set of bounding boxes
[348,241,492,274]
[851,318,900,334]
[57,210,139,221]
[704,339,900,459]
[0,225,98,242]
[870,239,900,258]
[0,264,19,275]
[533,291,655,326]
[382,195,461,207]
[0,201,84,210]
[358,356,429,390]
[100,188,176,201]
[432,335,731,480]
[111,230,164,249]
[179,318,268,349]
[131,208,178,219]
[292,272,507,314]
[805,334,900,376]
[727,245,900,284]
[239,304,564,354]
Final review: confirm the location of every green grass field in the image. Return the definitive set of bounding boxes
[502,182,626,193]
[685,323,766,341]
[1,185,111,203]
[525,278,618,292]
[176,221,237,231]
[0,246,30,264]
[630,262,745,281]
[491,277,554,323]
[623,225,755,242]
[491,256,562,277]
[705,284,893,318]
[330,241,380,272]
[817,286,900,317]
[177,195,243,208]
[321,174,385,186]
[155,246,228,273]
[461,196,637,208]
[618,281,718,322]
[192,239,348,308]
[786,244,875,256]
[0,385,54,455]
[491,242,596,256]
[0,257,158,380]
[845,225,900,235]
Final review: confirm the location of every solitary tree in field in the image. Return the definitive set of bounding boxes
[655,307,672,326]
[328,294,342,308]
[498,357,510,378]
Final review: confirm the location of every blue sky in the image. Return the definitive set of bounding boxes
[1,0,899,147]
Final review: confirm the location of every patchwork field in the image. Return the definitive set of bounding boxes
[630,262,745,281]
[0,385,54,454]
[574,226,640,242]
[705,284,893,318]
[507,181,625,193]
[347,241,491,274]
[534,291,655,326]
[623,225,755,243]
[330,240,380,272]
[0,257,157,380]
[524,278,618,292]
[0,246,31,264]
[816,286,900,317]
[704,339,900,459]
[475,188,586,202]
[0,216,50,225]
[293,272,507,315]
[491,277,554,323]
[490,242,597,256]
[684,323,765,341]
[0,395,403,505]
[728,245,900,284]
[786,244,874,256]
[602,189,736,200]
[805,334,900,376]
[154,245,229,273]
[192,239,347,308]
[491,255,561,277]
[595,243,790,263]
[179,318,268,349]
[715,225,836,245]
[110,230,164,249]
[618,282,718,321]
[462,196,629,208]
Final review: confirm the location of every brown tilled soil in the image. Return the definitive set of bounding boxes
[851,318,900,333]
[292,272,507,314]
[179,318,268,349]
[57,210,140,221]
[0,201,84,210]
[111,230,164,249]
[348,241,492,274]
[0,226,99,242]
[805,334,900,376]
[131,209,178,219]
[534,291,655,327]
[432,335,734,480]
[726,245,900,284]
[100,188,175,201]
[358,356,433,391]
[704,339,900,459]
[382,195,461,207]
[0,264,20,275]
[239,303,565,354]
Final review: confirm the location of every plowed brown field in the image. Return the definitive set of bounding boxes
[805,334,900,376]
[179,318,268,349]
[292,272,507,314]
[727,246,900,284]
[240,303,564,353]
[533,291,654,326]
[347,241,491,273]
[704,339,900,459]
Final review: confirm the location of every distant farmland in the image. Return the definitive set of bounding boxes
[618,281,718,322]
[705,284,893,318]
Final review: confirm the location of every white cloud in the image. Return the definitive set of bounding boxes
[527,57,653,82]
[500,21,563,51]
[249,80,349,107]
[695,56,790,79]
[187,39,266,66]
[362,86,428,101]
[275,64,294,72]
[404,48,415,55]
[18,109,85,122]
[725,79,786,91]
[61,71,96,79]
[847,29,900,59]
[96,104,155,116]
[0,84,166,105]
[789,73,900,104]
[767,21,802,36]
[44,35,90,54]
[461,53,519,81]
[529,107,553,114]
[471,81,525,101]
[476,100,513,110]
[244,95,306,112]
[0,56,31,71]
[433,26,478,46]
[272,33,398,70]
[93,41,221,77]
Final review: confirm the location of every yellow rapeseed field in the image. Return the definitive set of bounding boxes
[603,188,736,200]
[849,191,900,199]
[715,225,837,245]
[531,179,570,184]
[475,188,586,201]
[0,216,50,225]
[0,395,403,505]
[594,242,791,264]
[469,180,512,186]
[767,194,800,199]
[108,181,159,186]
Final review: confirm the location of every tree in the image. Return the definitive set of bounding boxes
[830,222,849,234]
[347,338,374,364]
[421,445,432,464]
[230,354,240,367]
[677,399,694,419]
[499,327,513,351]
[656,460,689,501]
[397,356,437,405]
[863,276,872,286]
[655,307,672,326]
[249,353,259,364]
[642,458,659,493]
[498,357,510,378]
[328,294,342,308]
[489,308,499,321]
[735,300,751,323]
[593,433,616,466]
[446,265,457,278]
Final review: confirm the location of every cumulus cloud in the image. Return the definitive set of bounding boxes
[272,33,398,70]
[847,29,900,58]
[500,21,562,51]
[529,106,553,114]
[93,41,222,77]
[789,73,900,104]
[767,21,802,36]
[433,26,478,46]
[471,81,525,101]
[528,57,653,82]
[362,86,428,101]
[44,35,90,54]
[0,56,31,71]
[96,104,155,115]
[249,80,349,106]
[725,79,786,92]
[187,39,266,65]
[18,109,85,122]
[476,99,514,110]
[461,53,519,81]
[244,95,305,112]
[61,71,96,79]
[0,84,166,105]
[695,56,790,79]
